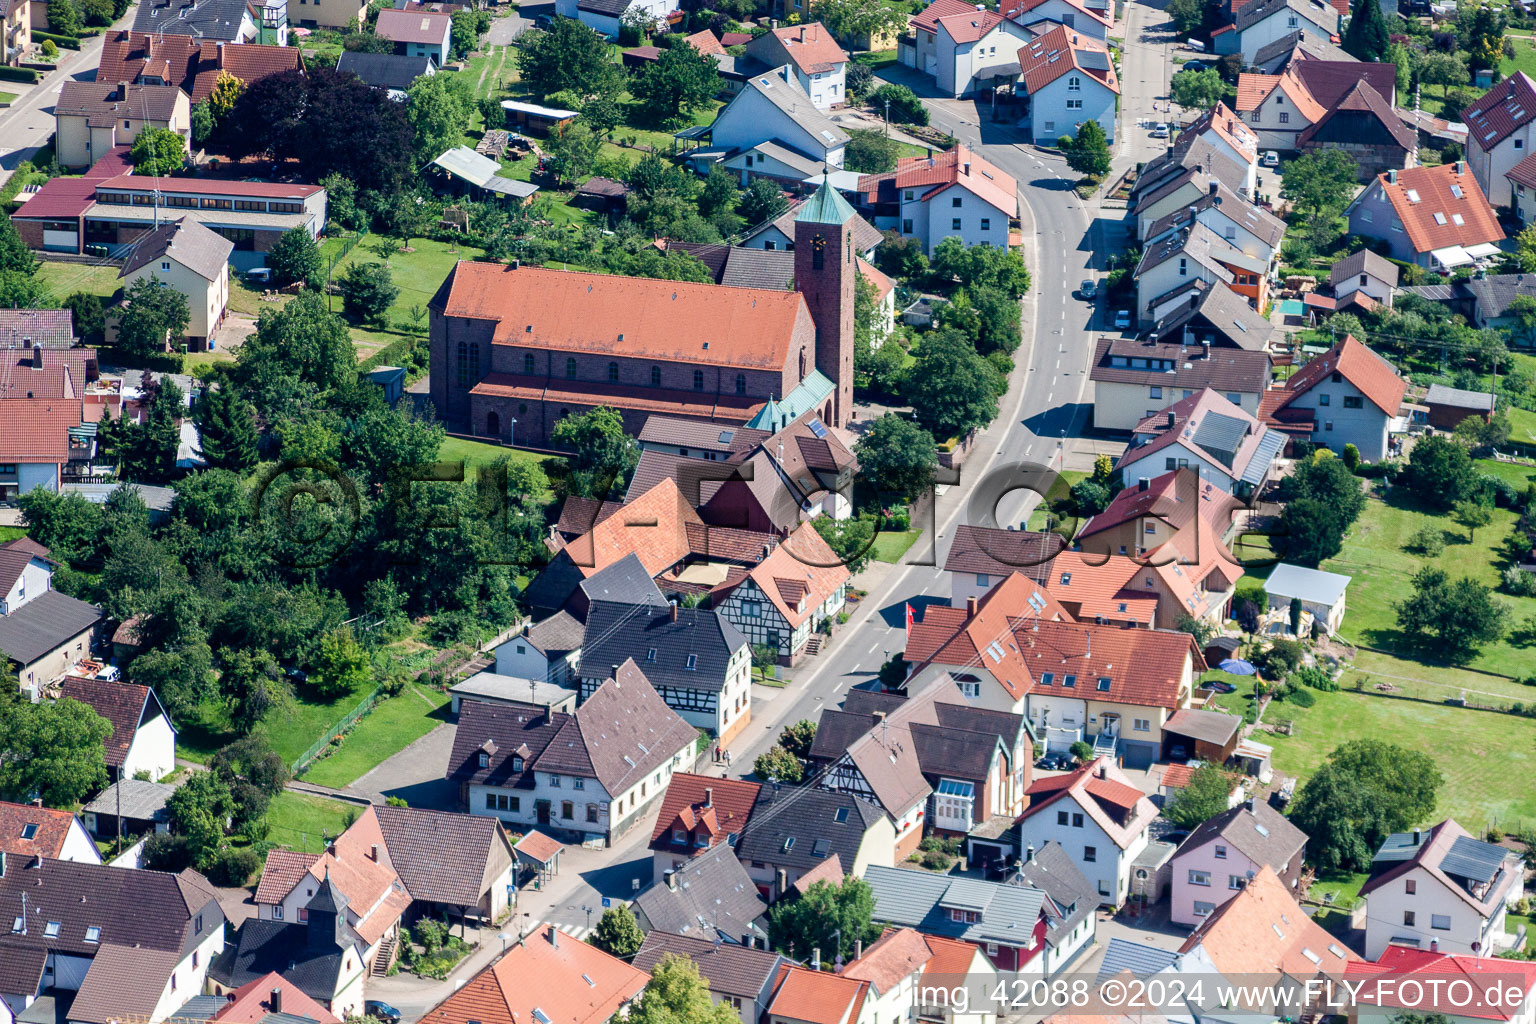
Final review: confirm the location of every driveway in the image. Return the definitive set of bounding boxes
[346,721,458,809]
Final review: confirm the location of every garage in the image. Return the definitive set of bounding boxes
[1120,739,1159,770]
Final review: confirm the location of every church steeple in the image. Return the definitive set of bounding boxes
[792,176,856,428]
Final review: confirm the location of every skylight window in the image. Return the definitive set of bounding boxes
[1433,213,1447,225]
[834,807,850,823]
[1453,213,1465,225]
[686,654,698,670]
[1097,677,1111,691]
[1405,189,1421,202]
[44,922,60,938]
[783,837,796,852]
[84,926,100,943]
[19,824,36,840]
[1301,948,1321,965]
[1450,184,1464,198]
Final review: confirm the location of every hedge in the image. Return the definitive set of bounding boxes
[0,66,41,83]
[33,30,81,47]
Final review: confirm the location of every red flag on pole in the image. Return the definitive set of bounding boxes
[905,602,915,635]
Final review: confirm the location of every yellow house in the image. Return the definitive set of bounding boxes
[289,0,368,31]
[3,0,31,66]
[54,81,192,170]
[117,217,233,350]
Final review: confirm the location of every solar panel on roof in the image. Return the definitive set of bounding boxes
[1442,835,1506,884]
[808,419,827,438]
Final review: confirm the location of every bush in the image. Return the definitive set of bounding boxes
[1261,638,1304,676]
[1069,740,1094,763]
[0,66,41,83]
[1406,525,1445,556]
[1290,665,1338,691]
[206,846,261,886]
[338,261,397,327]
[869,83,929,125]
[1286,687,1317,707]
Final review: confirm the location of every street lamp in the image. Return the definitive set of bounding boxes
[509,416,517,448]
[497,931,511,953]
[583,904,594,931]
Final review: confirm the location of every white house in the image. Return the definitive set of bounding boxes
[1329,248,1398,308]
[1013,758,1158,905]
[1214,0,1338,65]
[0,800,102,865]
[1176,102,1260,194]
[1115,388,1283,496]
[1134,221,1267,326]
[1257,335,1407,462]
[1169,800,1307,926]
[1016,26,1119,146]
[743,23,847,108]
[1141,180,1284,265]
[0,536,103,699]
[856,145,1017,254]
[492,609,583,685]
[843,928,1001,1024]
[60,676,177,782]
[1001,0,1111,39]
[707,65,848,170]
[116,217,232,350]
[54,81,191,171]
[373,7,453,61]
[1465,71,1536,208]
[905,0,1032,98]
[1262,562,1350,635]
[1350,947,1536,1024]
[717,521,849,665]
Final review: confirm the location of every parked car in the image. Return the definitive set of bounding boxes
[1183,60,1207,72]
[533,12,554,27]
[1036,750,1074,771]
[364,1003,402,1023]
[1080,278,1097,299]
[1114,309,1132,329]
[1151,123,1170,138]
[1262,150,1280,167]
[1184,38,1206,51]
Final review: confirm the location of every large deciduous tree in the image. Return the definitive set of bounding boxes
[516,17,623,102]
[769,876,878,962]
[1394,566,1508,661]
[630,41,720,126]
[629,954,741,1024]
[855,413,937,502]
[1289,739,1443,871]
[116,275,191,360]
[0,697,113,807]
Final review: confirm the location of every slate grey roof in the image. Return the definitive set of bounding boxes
[1095,937,1181,984]
[633,931,784,1000]
[1425,383,1496,411]
[1012,841,1098,947]
[734,786,885,871]
[1142,184,1287,252]
[208,919,356,1004]
[0,589,104,665]
[1089,338,1272,394]
[120,217,234,283]
[719,246,796,290]
[1463,273,1536,320]
[579,553,667,609]
[738,65,849,149]
[1262,562,1350,607]
[864,864,1046,947]
[81,778,176,820]
[1251,28,1350,70]
[1443,835,1508,884]
[524,608,586,653]
[336,50,434,90]
[1177,800,1305,873]
[1235,0,1336,33]
[372,804,511,907]
[132,0,250,41]
[631,846,767,942]
[1330,248,1400,289]
[1162,708,1242,746]
[55,82,184,126]
[638,417,769,454]
[1148,279,1276,352]
[581,601,747,693]
[451,672,578,707]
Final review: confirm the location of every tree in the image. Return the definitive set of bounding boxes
[1402,433,1479,509]
[19,489,104,567]
[219,648,292,732]
[778,720,818,760]
[110,374,184,484]
[236,290,358,402]
[1343,0,1390,62]
[770,876,878,962]
[321,172,367,233]
[753,744,803,783]
[1415,50,1469,103]
[47,0,81,35]
[312,626,370,700]
[1167,0,1204,34]
[1062,120,1111,178]
[698,163,738,218]
[843,128,899,173]
[0,698,112,807]
[0,214,38,277]
[63,291,104,341]
[869,83,928,125]
[855,414,937,502]
[1395,566,1509,661]
[929,238,1031,298]
[129,127,186,176]
[1290,739,1444,871]
[130,643,214,719]
[1459,2,1507,72]
[630,954,740,1024]
[812,0,906,46]
[739,177,788,226]
[904,329,1001,441]
[338,261,398,328]
[1281,149,1358,248]
[551,406,638,493]
[166,770,234,867]
[1072,477,1112,515]
[1164,762,1235,827]
[631,41,720,125]
[451,7,482,58]
[1170,67,1225,110]
[116,274,191,360]
[195,383,259,472]
[1455,497,1494,543]
[268,227,321,287]
[544,120,603,185]
[1279,497,1350,566]
[813,514,876,575]
[1386,41,1412,99]
[406,72,474,159]
[516,17,623,102]
[207,69,244,121]
[590,904,645,959]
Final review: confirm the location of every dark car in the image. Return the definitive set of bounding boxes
[364,1002,402,1023]
[533,12,554,28]
[1035,750,1074,771]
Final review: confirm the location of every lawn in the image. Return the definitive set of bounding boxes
[263,791,359,852]
[334,233,485,342]
[1478,456,1536,489]
[1025,470,1089,532]
[0,92,16,105]
[1507,406,1536,446]
[870,529,922,563]
[1319,492,1536,679]
[177,675,379,767]
[0,526,26,543]
[1503,34,1536,83]
[300,683,450,788]
[36,261,123,304]
[438,434,563,479]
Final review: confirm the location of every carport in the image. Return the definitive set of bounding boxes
[1161,708,1242,763]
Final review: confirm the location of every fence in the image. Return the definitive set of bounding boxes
[291,682,387,776]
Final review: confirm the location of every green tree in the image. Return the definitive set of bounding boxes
[699,163,739,218]
[451,7,482,58]
[630,954,740,1024]
[1395,566,1509,661]
[236,290,359,402]
[1166,0,1203,34]
[769,876,877,962]
[1289,739,1444,871]
[813,514,876,575]
[219,648,293,732]
[929,237,1031,297]
[406,73,474,159]
[268,227,322,287]
[1164,762,1235,828]
[1279,497,1350,566]
[1454,497,1494,543]
[869,83,928,125]
[47,0,81,36]
[1386,41,1413,99]
[854,413,937,502]
[129,643,214,720]
[195,383,259,472]
[550,406,638,493]
[1281,149,1358,248]
[207,69,245,121]
[778,720,818,760]
[129,127,187,176]
[312,626,371,700]
[1062,120,1111,177]
[631,40,720,125]
[1170,67,1225,110]
[516,16,623,101]
[811,0,906,46]
[1402,433,1478,509]
[590,903,645,959]
[0,698,112,807]
[166,770,234,867]
[1415,50,1469,103]
[904,329,1001,440]
[338,261,398,327]
[753,744,803,783]
[545,120,603,185]
[1506,293,1536,344]
[62,291,105,342]
[0,215,38,277]
[739,177,788,226]
[116,275,192,360]
[1459,2,1507,72]
[1343,0,1390,62]
[321,172,367,233]
[108,373,184,484]
[843,128,900,173]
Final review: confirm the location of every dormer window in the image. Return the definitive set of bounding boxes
[673,828,687,843]
[478,751,490,768]
[686,654,698,670]
[512,756,524,771]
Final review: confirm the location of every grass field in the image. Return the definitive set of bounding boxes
[1503,35,1536,83]
[870,529,922,563]
[263,791,359,852]
[1025,470,1089,532]
[177,675,378,766]
[438,434,562,477]
[334,234,485,342]
[0,526,26,543]
[37,261,122,304]
[0,92,17,105]
[300,683,451,788]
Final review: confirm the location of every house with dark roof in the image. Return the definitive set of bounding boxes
[580,600,753,747]
[1013,758,1159,906]
[703,66,850,182]
[943,525,1066,607]
[1131,137,1254,241]
[0,800,100,864]
[1425,383,1496,431]
[59,675,176,782]
[447,661,699,845]
[1007,841,1099,963]
[210,878,370,1017]
[54,81,191,171]
[649,774,761,883]
[1347,162,1505,270]
[1330,249,1398,309]
[94,32,303,103]
[0,537,104,701]
[1358,820,1525,960]
[1146,279,1278,352]
[1169,799,1306,925]
[1141,180,1284,267]
[1251,28,1350,71]
[842,927,1000,1024]
[901,0,1032,99]
[132,0,285,45]
[80,778,176,841]
[632,844,769,945]
[636,415,770,462]
[1258,335,1407,461]
[493,608,587,684]
[1465,71,1536,207]
[733,786,894,901]
[1116,388,1283,495]
[1400,272,1536,333]
[373,8,451,64]
[0,310,76,349]
[1214,0,1338,64]
[1134,222,1268,328]
[116,217,233,350]
[744,24,848,109]
[0,858,226,1023]
[1090,337,1273,431]
[634,931,788,1024]
[335,51,434,97]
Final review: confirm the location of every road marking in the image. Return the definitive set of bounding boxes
[1047,391,1054,402]
[866,642,879,654]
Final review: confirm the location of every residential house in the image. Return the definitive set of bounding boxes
[1007,841,1100,974]
[1347,162,1505,270]
[288,0,366,31]
[446,660,699,845]
[1145,279,1279,351]
[1258,334,1408,461]
[631,844,769,946]
[0,309,76,348]
[1215,0,1338,65]
[212,880,369,1017]
[1425,383,1497,430]
[1169,799,1307,925]
[450,674,577,717]
[492,609,585,684]
[0,858,225,1023]
[1046,531,1244,632]
[1250,27,1350,71]
[733,786,894,901]
[763,964,872,1024]
[0,402,93,502]
[808,680,1034,842]
[1465,71,1536,207]
[132,0,286,46]
[335,51,434,98]
[1234,56,1408,163]
[743,24,848,109]
[3,0,30,66]
[1075,466,1243,562]
[1134,222,1268,327]
[1349,946,1536,1024]
[1131,137,1252,240]
[716,521,850,665]
[420,925,648,1024]
[579,600,753,748]
[0,343,103,412]
[0,535,103,699]
[252,848,409,979]
[1016,26,1119,146]
[1013,758,1159,904]
[1358,819,1525,960]
[1401,272,1536,333]
[1329,248,1398,308]
[633,932,788,1024]
[0,800,101,864]
[1178,867,1359,1016]
[649,774,760,884]
[1175,102,1261,193]
[54,82,191,171]
[943,525,1067,606]
[1141,180,1285,265]
[188,973,340,1024]
[373,8,451,65]
[1000,0,1111,38]
[1263,562,1350,635]
[856,145,1017,253]
[59,675,177,782]
[94,32,303,102]
[367,804,518,924]
[79,778,175,841]
[1508,153,1536,222]
[859,258,897,342]
[637,416,770,461]
[1115,388,1284,496]
[1089,337,1274,431]
[706,67,849,176]
[116,217,233,350]
[1298,79,1417,177]
[905,0,1032,98]
[843,928,1001,1024]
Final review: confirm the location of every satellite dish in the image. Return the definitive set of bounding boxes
[1472,941,1482,953]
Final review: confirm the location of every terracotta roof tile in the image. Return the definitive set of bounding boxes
[1347,946,1536,1021]
[253,848,319,905]
[1368,162,1504,256]
[1019,25,1119,99]
[648,773,761,852]
[936,8,1008,42]
[214,971,341,1024]
[1000,0,1112,28]
[868,145,1019,218]
[1268,335,1406,417]
[767,965,870,1024]
[0,801,86,860]
[58,677,152,768]
[1017,619,1201,710]
[515,829,562,862]
[1180,866,1359,980]
[684,29,728,55]
[842,927,935,993]
[95,31,301,102]
[741,521,850,628]
[562,477,705,579]
[1078,467,1243,545]
[1018,757,1159,849]
[912,0,980,33]
[0,401,84,462]
[757,23,847,74]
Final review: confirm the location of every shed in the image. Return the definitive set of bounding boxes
[1129,839,1176,908]
[1201,635,1240,667]
[366,365,406,406]
[449,672,578,715]
[500,98,579,135]
[1424,383,1495,431]
[1233,738,1273,784]
[1161,708,1242,763]
[1262,562,1350,635]
[514,829,563,887]
[80,778,175,839]
[575,176,631,214]
[431,146,540,203]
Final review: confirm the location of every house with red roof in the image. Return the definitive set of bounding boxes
[59,675,177,782]
[94,31,304,103]
[904,0,1033,98]
[744,24,848,109]
[1347,162,1505,271]
[1235,58,1409,173]
[1258,335,1407,461]
[1075,467,1244,564]
[764,963,872,1024]
[716,521,850,665]
[855,145,1018,253]
[648,774,760,883]
[1349,945,1536,1024]
[374,9,452,65]
[0,799,101,864]
[842,928,1000,1024]
[1465,70,1536,208]
[1115,388,1284,496]
[210,972,340,1024]
[1014,757,1160,905]
[1001,0,1112,38]
[1016,25,1119,146]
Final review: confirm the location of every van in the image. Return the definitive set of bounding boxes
[1184,38,1206,52]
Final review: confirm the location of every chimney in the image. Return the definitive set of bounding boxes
[145,34,154,56]
[369,844,378,862]
[669,600,678,623]
[117,80,130,101]
[1167,411,1177,428]
[269,988,282,1015]
[963,161,971,175]
[777,867,788,895]
[966,595,978,617]
[1456,160,1467,175]
[548,925,559,948]
[1096,763,1106,779]
[31,798,41,808]
[799,25,805,40]
[1208,180,1218,196]
[0,851,6,878]
[1387,169,1398,184]
[1026,844,1035,862]
[1245,798,1255,813]
[854,938,863,960]
[32,344,42,369]
[216,40,225,66]
[812,948,822,970]
[1432,938,1439,952]
[704,787,713,808]
[1138,477,1150,492]
[1413,829,1423,845]
[666,869,678,891]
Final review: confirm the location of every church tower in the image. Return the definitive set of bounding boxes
[793,177,857,429]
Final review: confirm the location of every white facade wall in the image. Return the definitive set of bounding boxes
[122,256,227,342]
[1283,373,1394,461]
[1470,125,1536,208]
[1027,74,1117,146]
[469,773,616,837]
[123,710,176,782]
[493,636,577,685]
[1017,0,1108,37]
[1094,378,1262,431]
[1118,439,1240,492]
[1015,795,1149,905]
[1,558,52,614]
[1334,269,1395,307]
[898,182,1012,254]
[1362,865,1522,960]
[1136,183,1209,238]
[1239,81,1309,151]
[937,20,1031,98]
[151,926,226,1022]
[1236,10,1332,64]
[711,86,841,165]
[1135,257,1226,324]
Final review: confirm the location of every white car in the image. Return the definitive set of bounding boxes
[1262,150,1280,167]
[1151,123,1170,138]
[1114,310,1132,329]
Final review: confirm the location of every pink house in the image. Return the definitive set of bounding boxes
[1169,799,1306,926]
